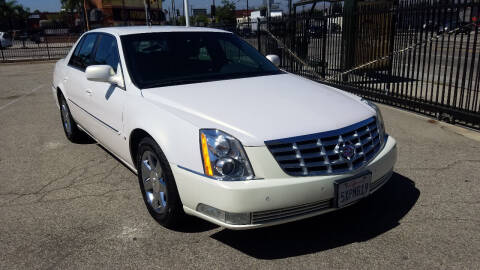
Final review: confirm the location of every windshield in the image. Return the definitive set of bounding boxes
[121,32,281,89]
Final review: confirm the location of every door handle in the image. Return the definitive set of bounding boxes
[86,89,92,96]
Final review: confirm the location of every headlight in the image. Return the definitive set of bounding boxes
[200,129,254,181]
[361,98,386,145]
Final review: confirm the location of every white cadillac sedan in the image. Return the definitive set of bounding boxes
[52,26,397,230]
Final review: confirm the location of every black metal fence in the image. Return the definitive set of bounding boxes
[0,30,80,61]
[253,0,480,129]
[1,0,479,129]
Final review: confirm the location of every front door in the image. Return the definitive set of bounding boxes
[64,33,99,130]
[82,33,126,156]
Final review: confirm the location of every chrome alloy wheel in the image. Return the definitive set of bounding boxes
[60,100,72,135]
[141,150,167,214]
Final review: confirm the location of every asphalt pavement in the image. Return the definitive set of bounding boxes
[0,62,479,269]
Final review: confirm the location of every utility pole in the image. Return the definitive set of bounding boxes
[171,0,175,25]
[247,0,250,24]
[184,0,190,26]
[266,0,270,18]
[212,0,215,20]
[288,0,292,17]
[144,0,152,26]
[122,0,126,26]
[83,0,90,31]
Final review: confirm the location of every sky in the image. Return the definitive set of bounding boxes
[15,0,291,13]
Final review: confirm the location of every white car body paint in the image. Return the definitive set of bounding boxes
[52,26,397,230]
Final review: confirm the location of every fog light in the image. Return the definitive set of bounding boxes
[225,212,251,225]
[196,203,251,225]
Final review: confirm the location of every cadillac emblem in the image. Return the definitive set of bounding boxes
[337,141,356,160]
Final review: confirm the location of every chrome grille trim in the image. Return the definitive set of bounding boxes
[251,199,332,224]
[265,117,382,176]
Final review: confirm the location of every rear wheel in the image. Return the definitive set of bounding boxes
[137,137,184,229]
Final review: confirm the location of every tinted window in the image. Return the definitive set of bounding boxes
[121,32,280,89]
[93,35,120,72]
[68,37,85,68]
[219,39,260,68]
[69,34,97,70]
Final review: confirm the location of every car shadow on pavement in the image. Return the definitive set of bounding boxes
[210,172,419,259]
[174,215,220,233]
[75,133,96,144]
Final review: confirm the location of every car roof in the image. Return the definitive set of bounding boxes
[88,26,231,36]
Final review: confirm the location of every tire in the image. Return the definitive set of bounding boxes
[58,93,86,143]
[136,137,184,229]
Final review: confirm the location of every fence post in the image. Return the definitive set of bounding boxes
[0,46,4,62]
[45,34,51,60]
[386,1,398,93]
[342,0,359,82]
[321,15,327,78]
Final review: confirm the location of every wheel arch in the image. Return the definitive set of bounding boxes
[56,86,64,99]
[129,128,153,170]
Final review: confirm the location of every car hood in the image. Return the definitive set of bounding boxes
[141,73,375,146]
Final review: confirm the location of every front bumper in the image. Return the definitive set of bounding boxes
[173,136,397,230]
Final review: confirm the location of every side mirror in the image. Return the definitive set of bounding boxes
[85,65,124,88]
[266,54,280,67]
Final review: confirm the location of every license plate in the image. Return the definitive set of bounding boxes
[335,172,371,208]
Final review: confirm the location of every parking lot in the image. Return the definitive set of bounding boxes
[0,61,479,269]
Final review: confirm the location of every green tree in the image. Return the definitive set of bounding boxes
[0,0,30,31]
[60,0,82,12]
[194,14,209,26]
[61,0,87,30]
[178,16,185,26]
[215,0,236,25]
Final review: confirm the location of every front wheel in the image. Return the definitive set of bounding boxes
[59,94,86,143]
[137,137,184,229]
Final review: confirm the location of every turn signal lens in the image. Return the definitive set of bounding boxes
[201,133,213,176]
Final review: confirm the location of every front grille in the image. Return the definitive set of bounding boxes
[251,199,332,224]
[265,117,383,176]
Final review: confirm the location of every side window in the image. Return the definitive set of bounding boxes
[68,34,98,70]
[68,37,85,69]
[93,35,120,73]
